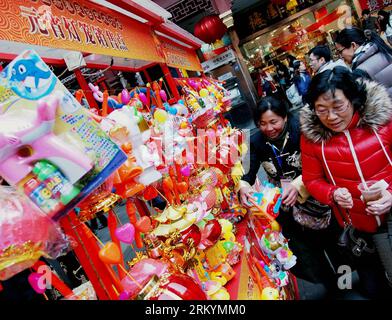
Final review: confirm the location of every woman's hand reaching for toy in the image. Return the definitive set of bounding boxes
[281,183,298,207]
[239,186,255,208]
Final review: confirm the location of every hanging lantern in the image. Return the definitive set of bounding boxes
[194,15,227,44]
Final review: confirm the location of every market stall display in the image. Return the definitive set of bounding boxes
[0,0,301,300]
[0,49,299,300]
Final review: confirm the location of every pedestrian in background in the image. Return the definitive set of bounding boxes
[292,60,311,103]
[308,45,347,75]
[377,10,392,46]
[335,27,392,96]
[360,9,378,33]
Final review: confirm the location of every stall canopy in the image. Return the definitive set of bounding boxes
[0,0,204,72]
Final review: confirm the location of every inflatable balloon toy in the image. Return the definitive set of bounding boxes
[167,106,177,115]
[159,89,167,102]
[120,258,169,298]
[88,83,104,103]
[121,89,131,105]
[204,280,231,300]
[153,109,168,124]
[107,96,124,110]
[137,92,148,106]
[187,201,208,223]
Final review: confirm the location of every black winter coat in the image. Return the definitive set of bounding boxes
[242,114,302,186]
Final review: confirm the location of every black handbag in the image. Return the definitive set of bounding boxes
[293,197,331,230]
[335,211,375,258]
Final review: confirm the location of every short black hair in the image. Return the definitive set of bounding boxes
[253,96,289,126]
[362,9,370,15]
[305,66,367,112]
[286,54,297,67]
[293,60,301,70]
[308,45,331,62]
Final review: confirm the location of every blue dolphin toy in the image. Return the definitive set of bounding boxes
[10,59,52,90]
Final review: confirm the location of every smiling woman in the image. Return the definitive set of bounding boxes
[300,66,392,298]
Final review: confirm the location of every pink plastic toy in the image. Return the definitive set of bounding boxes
[88,83,104,103]
[0,95,93,185]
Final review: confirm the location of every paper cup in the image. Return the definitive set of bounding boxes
[358,181,382,204]
[280,179,292,190]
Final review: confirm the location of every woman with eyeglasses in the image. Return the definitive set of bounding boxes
[301,67,392,299]
[238,96,341,295]
[334,27,392,97]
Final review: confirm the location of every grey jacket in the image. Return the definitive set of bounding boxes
[316,59,348,74]
[352,43,392,97]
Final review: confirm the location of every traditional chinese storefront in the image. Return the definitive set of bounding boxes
[235,0,359,73]
[0,0,204,106]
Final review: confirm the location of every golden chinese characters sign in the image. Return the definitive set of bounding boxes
[0,0,164,63]
[158,36,202,72]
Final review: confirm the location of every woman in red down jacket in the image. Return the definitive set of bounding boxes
[300,67,392,299]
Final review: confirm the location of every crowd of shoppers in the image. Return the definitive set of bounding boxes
[242,9,392,299]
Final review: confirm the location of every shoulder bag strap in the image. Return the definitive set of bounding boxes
[323,130,385,227]
[373,129,392,240]
[321,140,336,185]
[322,140,352,226]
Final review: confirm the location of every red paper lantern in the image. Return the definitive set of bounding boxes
[194,15,227,44]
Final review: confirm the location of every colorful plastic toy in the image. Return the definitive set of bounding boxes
[0,95,93,186]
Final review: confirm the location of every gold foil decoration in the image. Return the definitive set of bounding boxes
[78,193,121,222]
[0,241,46,276]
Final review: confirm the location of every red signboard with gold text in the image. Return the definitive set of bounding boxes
[157,35,202,72]
[0,0,164,63]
